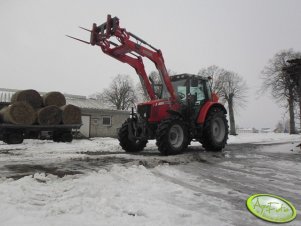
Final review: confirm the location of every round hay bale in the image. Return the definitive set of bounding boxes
[61,104,81,124]
[11,89,42,109]
[0,106,8,123]
[42,92,66,107]
[0,102,36,125]
[36,106,62,125]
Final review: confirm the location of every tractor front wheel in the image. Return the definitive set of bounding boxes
[156,118,189,155]
[118,119,147,153]
[201,108,228,151]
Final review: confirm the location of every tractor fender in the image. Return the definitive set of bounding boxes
[197,102,227,124]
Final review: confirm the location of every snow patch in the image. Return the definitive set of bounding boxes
[227,133,300,144]
[0,165,232,226]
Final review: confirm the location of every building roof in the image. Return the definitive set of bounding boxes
[0,88,124,111]
[66,97,105,110]
[0,88,17,102]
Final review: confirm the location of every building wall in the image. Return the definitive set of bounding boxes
[81,108,129,138]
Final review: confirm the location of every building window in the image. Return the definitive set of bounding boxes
[102,116,112,126]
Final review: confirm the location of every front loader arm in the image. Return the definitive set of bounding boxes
[68,15,177,101]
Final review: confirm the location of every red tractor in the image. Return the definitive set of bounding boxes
[69,15,228,155]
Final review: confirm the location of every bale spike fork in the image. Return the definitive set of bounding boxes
[67,14,177,101]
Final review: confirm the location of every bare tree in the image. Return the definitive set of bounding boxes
[198,65,225,90]
[283,58,301,131]
[261,49,301,134]
[215,71,248,135]
[198,66,228,106]
[135,82,149,103]
[97,74,137,110]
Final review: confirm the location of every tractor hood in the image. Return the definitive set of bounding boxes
[137,99,180,123]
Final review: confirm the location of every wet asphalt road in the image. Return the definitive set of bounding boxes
[155,143,301,225]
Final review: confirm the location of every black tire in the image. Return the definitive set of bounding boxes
[61,132,73,143]
[3,132,24,144]
[156,118,189,155]
[26,131,39,139]
[53,131,61,142]
[52,131,73,143]
[118,119,148,153]
[201,108,228,152]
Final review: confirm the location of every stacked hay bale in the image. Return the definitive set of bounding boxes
[39,91,64,125]
[0,101,36,125]
[61,104,82,124]
[11,89,43,109]
[0,89,40,125]
[41,91,81,125]
[0,90,81,125]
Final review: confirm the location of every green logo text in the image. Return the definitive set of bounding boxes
[246,194,296,223]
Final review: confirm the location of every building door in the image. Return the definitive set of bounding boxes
[80,115,90,138]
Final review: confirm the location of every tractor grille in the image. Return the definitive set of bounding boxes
[137,104,151,119]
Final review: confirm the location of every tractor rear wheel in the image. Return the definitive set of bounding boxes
[118,119,147,153]
[156,118,189,155]
[201,108,228,151]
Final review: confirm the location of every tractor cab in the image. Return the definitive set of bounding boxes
[169,74,213,122]
[170,74,211,106]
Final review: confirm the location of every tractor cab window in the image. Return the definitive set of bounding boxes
[206,81,212,100]
[177,86,187,100]
[190,79,206,105]
[172,79,189,101]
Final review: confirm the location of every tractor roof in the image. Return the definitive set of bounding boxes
[170,73,210,81]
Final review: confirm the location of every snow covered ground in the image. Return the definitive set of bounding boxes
[0,133,300,226]
[228,132,301,144]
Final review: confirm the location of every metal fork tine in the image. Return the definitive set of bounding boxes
[66,35,90,45]
[79,26,91,32]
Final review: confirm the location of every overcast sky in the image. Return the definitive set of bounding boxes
[0,0,300,129]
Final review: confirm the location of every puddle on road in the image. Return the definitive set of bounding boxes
[0,143,270,180]
[3,156,136,180]
[4,164,83,180]
[0,148,26,156]
[2,151,213,180]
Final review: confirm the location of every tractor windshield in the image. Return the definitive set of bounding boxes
[171,75,208,104]
[171,79,189,100]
